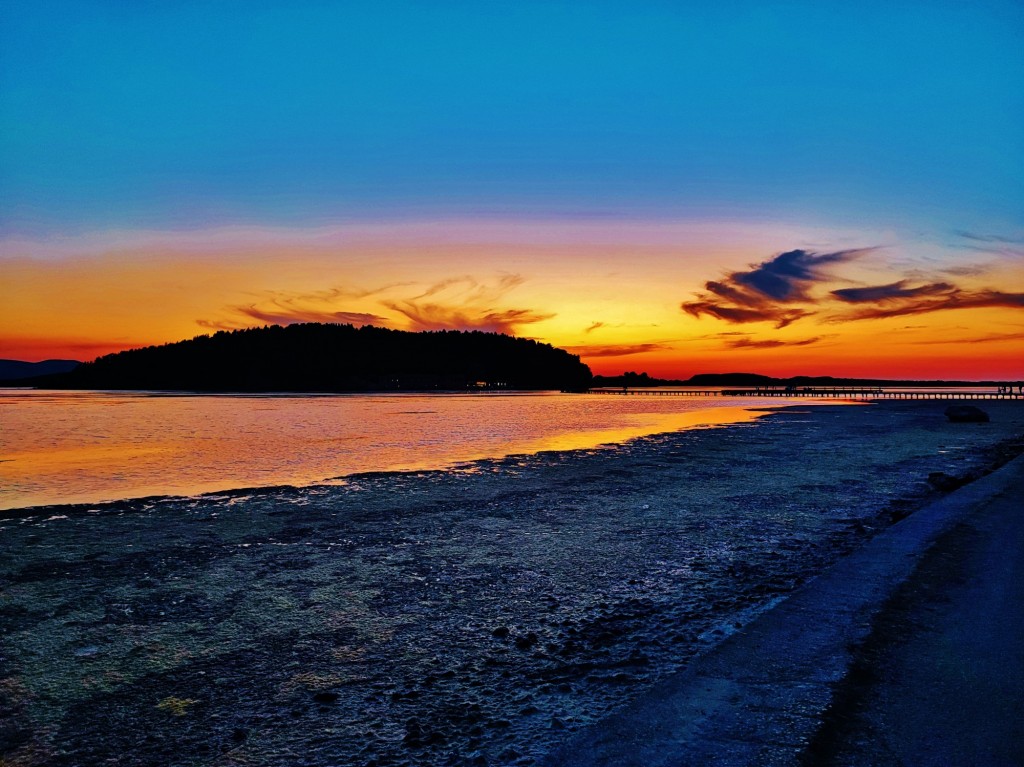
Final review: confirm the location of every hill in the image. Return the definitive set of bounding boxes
[0,359,80,381]
[35,324,592,392]
[685,373,1006,387]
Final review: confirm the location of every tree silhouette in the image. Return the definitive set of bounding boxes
[47,324,593,392]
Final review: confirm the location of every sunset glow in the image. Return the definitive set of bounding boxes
[2,2,1022,380]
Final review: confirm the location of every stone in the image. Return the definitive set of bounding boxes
[944,405,989,423]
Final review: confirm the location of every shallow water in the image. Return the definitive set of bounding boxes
[1,389,815,509]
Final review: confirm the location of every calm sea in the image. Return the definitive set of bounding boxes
[0,389,805,510]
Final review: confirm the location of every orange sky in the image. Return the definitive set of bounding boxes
[2,220,1022,380]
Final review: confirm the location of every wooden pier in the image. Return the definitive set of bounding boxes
[589,387,1023,401]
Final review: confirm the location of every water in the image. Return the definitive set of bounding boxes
[0,389,812,510]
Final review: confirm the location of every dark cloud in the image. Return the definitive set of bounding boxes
[830,280,955,303]
[682,301,811,328]
[564,343,672,358]
[584,322,606,334]
[235,307,386,326]
[836,289,1024,321]
[681,248,872,328]
[732,248,868,301]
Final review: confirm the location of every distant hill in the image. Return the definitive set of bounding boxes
[596,371,1007,387]
[592,371,688,387]
[34,324,593,392]
[686,373,1005,387]
[0,359,80,381]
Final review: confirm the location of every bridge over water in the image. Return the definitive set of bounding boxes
[588,387,1024,401]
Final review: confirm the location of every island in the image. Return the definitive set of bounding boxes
[30,324,594,393]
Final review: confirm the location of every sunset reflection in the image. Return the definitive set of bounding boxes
[0,391,834,509]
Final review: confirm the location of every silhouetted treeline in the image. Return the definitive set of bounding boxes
[592,371,689,387]
[39,324,593,392]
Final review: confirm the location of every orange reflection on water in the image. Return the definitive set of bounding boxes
[0,391,845,510]
[505,405,769,455]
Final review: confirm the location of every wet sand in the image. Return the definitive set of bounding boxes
[1,401,1022,766]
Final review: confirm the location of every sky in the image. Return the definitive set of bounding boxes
[2,0,1022,379]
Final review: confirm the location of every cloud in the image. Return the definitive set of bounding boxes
[732,248,868,301]
[683,246,1024,329]
[723,336,822,350]
[830,280,955,303]
[584,321,606,334]
[198,288,389,331]
[953,230,1024,245]
[383,303,553,334]
[235,307,386,326]
[940,264,993,277]
[564,343,672,358]
[907,331,1024,345]
[381,274,553,335]
[681,248,873,328]
[834,289,1024,322]
[197,274,550,336]
[682,301,812,328]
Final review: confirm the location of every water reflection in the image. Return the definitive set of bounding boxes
[1,390,830,509]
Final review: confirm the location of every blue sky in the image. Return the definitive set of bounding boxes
[2,0,1022,236]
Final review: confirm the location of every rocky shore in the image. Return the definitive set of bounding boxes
[2,401,1022,766]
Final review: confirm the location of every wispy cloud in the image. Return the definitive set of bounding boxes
[584,321,606,334]
[564,342,672,358]
[940,264,993,277]
[681,248,873,328]
[238,307,386,326]
[835,289,1024,322]
[724,336,822,350]
[197,274,551,336]
[381,274,553,334]
[383,303,553,334]
[198,286,390,331]
[906,331,1024,345]
[953,230,1024,245]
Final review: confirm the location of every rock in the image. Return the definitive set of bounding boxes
[927,472,962,491]
[491,626,510,639]
[513,632,538,650]
[945,405,989,423]
[312,691,339,703]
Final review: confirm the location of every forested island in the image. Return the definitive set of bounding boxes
[33,324,593,392]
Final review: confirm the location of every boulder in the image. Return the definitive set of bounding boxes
[944,405,989,423]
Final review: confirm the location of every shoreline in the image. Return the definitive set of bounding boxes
[1,401,1022,766]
